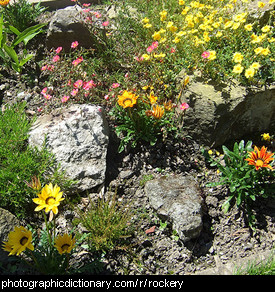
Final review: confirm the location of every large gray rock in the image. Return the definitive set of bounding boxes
[29,104,109,192]
[46,5,95,51]
[178,74,275,147]
[144,175,203,242]
[0,208,20,243]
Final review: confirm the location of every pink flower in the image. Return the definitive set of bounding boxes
[152,41,158,49]
[61,95,70,103]
[111,83,120,89]
[43,94,52,100]
[83,3,91,7]
[170,47,176,53]
[41,87,47,95]
[146,45,154,53]
[104,94,109,100]
[102,21,109,27]
[41,65,48,71]
[52,55,60,62]
[180,102,190,111]
[83,80,96,90]
[73,79,83,88]
[71,41,79,49]
[201,51,210,59]
[55,46,63,54]
[47,65,55,71]
[71,88,79,96]
[72,56,83,66]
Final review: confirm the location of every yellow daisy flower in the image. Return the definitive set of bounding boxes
[2,226,34,256]
[33,183,64,215]
[54,233,75,255]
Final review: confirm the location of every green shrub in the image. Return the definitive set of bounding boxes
[204,140,275,229]
[74,193,133,252]
[0,102,72,218]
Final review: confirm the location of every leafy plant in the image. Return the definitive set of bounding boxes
[0,0,47,32]
[0,102,73,218]
[204,140,275,229]
[0,14,45,73]
[74,192,133,252]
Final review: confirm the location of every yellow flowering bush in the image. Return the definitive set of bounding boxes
[139,0,274,85]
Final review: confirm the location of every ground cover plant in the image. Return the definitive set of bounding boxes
[0,0,274,275]
[0,102,74,218]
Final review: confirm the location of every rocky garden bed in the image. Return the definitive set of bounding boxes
[0,0,274,275]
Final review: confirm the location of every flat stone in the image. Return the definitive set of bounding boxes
[144,174,203,242]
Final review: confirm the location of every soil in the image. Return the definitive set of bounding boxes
[0,10,274,276]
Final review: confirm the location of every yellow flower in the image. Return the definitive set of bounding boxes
[181,7,190,15]
[160,10,167,22]
[2,226,34,256]
[233,52,243,63]
[143,23,152,29]
[261,133,271,141]
[261,25,271,33]
[232,22,241,30]
[261,47,270,56]
[208,50,216,60]
[254,47,264,55]
[251,62,261,70]
[54,233,75,255]
[154,53,166,58]
[216,31,223,37]
[244,24,253,31]
[141,54,150,61]
[152,31,161,41]
[33,183,64,215]
[245,67,255,79]
[141,17,150,24]
[179,0,185,5]
[224,20,233,29]
[117,90,138,108]
[258,1,265,8]
[149,92,158,104]
[232,64,244,74]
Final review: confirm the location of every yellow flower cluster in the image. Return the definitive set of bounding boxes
[141,0,274,83]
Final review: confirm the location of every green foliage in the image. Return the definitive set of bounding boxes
[204,140,275,229]
[74,193,133,252]
[0,102,72,218]
[0,0,47,32]
[0,14,45,73]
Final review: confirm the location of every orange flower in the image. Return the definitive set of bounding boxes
[245,146,274,171]
[0,0,10,6]
[146,105,165,119]
[117,90,138,108]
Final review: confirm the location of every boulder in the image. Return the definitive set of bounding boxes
[46,5,95,51]
[0,208,20,243]
[28,104,109,192]
[144,175,203,242]
[0,208,21,262]
[178,74,275,147]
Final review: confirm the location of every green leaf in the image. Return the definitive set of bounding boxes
[3,44,19,65]
[19,53,34,67]
[11,23,46,47]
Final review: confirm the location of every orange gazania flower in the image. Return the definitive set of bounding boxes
[146,105,165,119]
[245,146,274,171]
[117,90,138,108]
[0,0,10,6]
